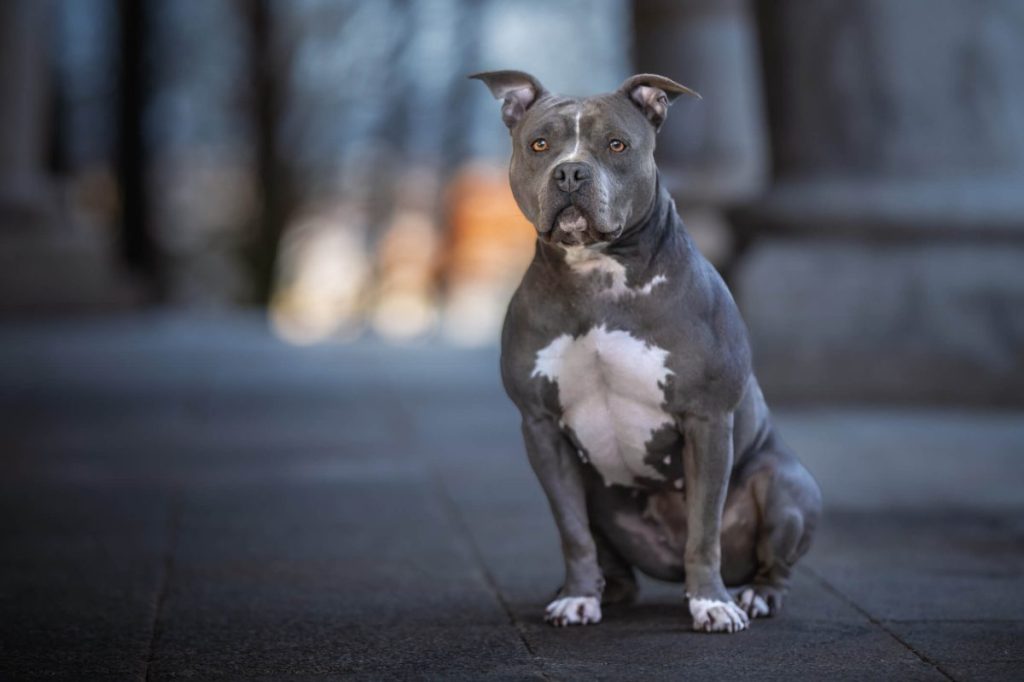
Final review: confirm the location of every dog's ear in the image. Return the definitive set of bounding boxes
[469,70,547,130]
[618,74,701,131]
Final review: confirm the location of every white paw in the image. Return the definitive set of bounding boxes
[544,596,602,627]
[689,597,750,633]
[736,587,771,618]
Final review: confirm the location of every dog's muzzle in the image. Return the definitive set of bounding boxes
[552,206,592,245]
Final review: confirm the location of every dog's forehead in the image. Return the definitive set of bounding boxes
[518,91,644,137]
[517,96,577,135]
[580,92,644,129]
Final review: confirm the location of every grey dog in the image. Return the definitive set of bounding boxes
[472,70,822,633]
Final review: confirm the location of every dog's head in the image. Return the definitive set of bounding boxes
[470,71,699,247]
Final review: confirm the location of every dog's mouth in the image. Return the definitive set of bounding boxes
[555,206,588,232]
[549,206,594,245]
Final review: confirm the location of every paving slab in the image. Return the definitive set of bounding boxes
[527,619,946,681]
[1,313,1023,680]
[146,471,536,678]
[0,482,171,678]
[806,512,1024,623]
[887,621,1024,669]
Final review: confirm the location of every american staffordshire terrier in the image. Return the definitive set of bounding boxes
[471,70,822,633]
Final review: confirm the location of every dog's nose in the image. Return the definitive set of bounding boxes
[553,162,591,193]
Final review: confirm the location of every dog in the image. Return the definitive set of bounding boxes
[471,70,823,633]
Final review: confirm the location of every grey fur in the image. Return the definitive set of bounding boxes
[474,70,822,632]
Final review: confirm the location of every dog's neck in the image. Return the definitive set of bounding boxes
[607,175,678,263]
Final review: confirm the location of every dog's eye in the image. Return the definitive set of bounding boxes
[530,138,549,152]
[609,139,627,153]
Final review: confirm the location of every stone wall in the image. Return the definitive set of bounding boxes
[730,0,1024,405]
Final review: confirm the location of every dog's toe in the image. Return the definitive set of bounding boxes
[736,587,771,618]
[544,596,602,626]
[689,597,750,633]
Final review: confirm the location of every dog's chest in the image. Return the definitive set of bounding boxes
[532,325,675,487]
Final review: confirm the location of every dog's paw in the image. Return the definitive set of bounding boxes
[745,577,782,614]
[689,597,750,633]
[736,587,771,618]
[545,596,602,627]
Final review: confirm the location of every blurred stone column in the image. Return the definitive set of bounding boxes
[734,0,1024,404]
[633,0,769,266]
[0,0,130,311]
[0,0,54,230]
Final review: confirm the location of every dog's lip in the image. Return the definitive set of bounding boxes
[543,211,624,246]
[550,205,575,229]
[550,204,591,233]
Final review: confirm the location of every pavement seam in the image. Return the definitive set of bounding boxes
[141,488,183,682]
[381,349,553,680]
[884,618,1024,624]
[428,468,556,682]
[801,566,958,681]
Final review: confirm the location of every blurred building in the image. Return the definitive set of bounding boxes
[735,0,1024,404]
[0,0,1021,405]
[0,0,133,311]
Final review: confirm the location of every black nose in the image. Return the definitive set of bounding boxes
[553,162,591,193]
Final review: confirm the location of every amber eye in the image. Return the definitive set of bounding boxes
[530,138,549,152]
[609,139,627,153]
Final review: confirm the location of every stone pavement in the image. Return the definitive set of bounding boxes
[1,314,1022,680]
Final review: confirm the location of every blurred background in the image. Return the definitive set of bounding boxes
[2,0,1022,403]
[2,1,1024,677]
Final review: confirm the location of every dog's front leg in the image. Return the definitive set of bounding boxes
[521,415,604,626]
[682,411,750,633]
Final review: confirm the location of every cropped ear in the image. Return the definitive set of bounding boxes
[618,74,701,131]
[469,70,547,130]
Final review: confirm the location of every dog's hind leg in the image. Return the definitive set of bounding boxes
[593,526,638,605]
[735,432,822,617]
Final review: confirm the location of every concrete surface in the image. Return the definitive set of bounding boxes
[735,238,1024,405]
[1,313,1022,680]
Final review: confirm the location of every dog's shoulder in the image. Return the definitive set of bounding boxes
[663,243,754,415]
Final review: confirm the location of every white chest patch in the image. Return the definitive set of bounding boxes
[532,325,674,487]
[560,247,667,299]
